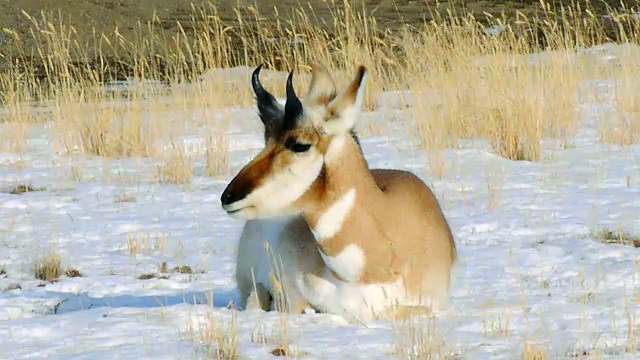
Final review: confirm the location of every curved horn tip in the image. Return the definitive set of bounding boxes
[286,70,297,96]
[252,63,264,77]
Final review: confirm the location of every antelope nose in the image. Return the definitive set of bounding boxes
[220,187,245,207]
[220,189,233,206]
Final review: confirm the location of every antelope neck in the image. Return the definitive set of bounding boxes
[302,136,381,243]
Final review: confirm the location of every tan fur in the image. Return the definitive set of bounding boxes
[227,63,457,322]
[325,66,366,117]
[302,138,457,304]
[233,163,456,316]
[306,62,336,106]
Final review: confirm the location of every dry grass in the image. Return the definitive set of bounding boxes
[599,73,640,146]
[158,261,200,275]
[0,0,638,174]
[523,342,549,360]
[33,251,63,282]
[204,131,230,178]
[593,228,640,248]
[409,37,582,162]
[137,262,203,281]
[392,313,458,359]
[262,242,300,358]
[52,95,164,158]
[481,312,512,338]
[154,141,195,185]
[0,122,30,154]
[68,155,85,182]
[64,268,83,278]
[187,305,240,360]
[624,293,638,355]
[224,241,302,358]
[137,273,168,281]
[172,265,194,274]
[3,184,44,195]
[33,253,82,282]
[125,230,168,257]
[114,188,137,203]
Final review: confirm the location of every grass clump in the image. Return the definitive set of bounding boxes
[137,273,169,280]
[523,343,549,360]
[173,265,193,274]
[33,252,83,282]
[64,268,83,278]
[126,230,167,257]
[154,143,194,185]
[392,313,457,359]
[53,95,162,158]
[145,262,198,280]
[194,309,240,360]
[114,188,137,203]
[4,184,45,195]
[594,228,640,248]
[158,261,193,274]
[33,252,63,282]
[204,132,229,178]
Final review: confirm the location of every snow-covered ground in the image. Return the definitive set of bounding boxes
[1,45,640,359]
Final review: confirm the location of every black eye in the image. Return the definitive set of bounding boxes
[284,138,312,153]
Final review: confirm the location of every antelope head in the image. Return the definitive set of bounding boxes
[220,63,367,219]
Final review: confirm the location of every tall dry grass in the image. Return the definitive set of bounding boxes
[0,2,639,163]
[600,66,640,146]
[405,4,640,163]
[0,1,638,175]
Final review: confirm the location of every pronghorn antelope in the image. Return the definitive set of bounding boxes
[222,63,457,323]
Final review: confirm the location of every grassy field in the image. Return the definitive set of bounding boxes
[1,0,639,77]
[2,0,639,162]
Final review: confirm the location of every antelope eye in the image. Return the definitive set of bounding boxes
[284,138,312,153]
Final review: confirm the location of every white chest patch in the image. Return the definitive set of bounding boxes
[311,188,356,242]
[320,243,365,282]
[297,268,425,324]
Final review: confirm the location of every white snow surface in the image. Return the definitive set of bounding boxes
[1,44,640,359]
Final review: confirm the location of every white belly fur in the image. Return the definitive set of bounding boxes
[295,268,430,323]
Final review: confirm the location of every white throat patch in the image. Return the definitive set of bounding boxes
[311,188,356,241]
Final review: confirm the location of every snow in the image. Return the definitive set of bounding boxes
[1,44,640,359]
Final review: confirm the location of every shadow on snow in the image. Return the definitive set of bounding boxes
[36,289,240,315]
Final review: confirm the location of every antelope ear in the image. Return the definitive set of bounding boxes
[320,66,367,136]
[251,64,284,139]
[305,61,336,106]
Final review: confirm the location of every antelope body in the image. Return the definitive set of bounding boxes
[223,63,457,323]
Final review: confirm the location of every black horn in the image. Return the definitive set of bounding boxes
[251,64,283,137]
[283,70,303,130]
